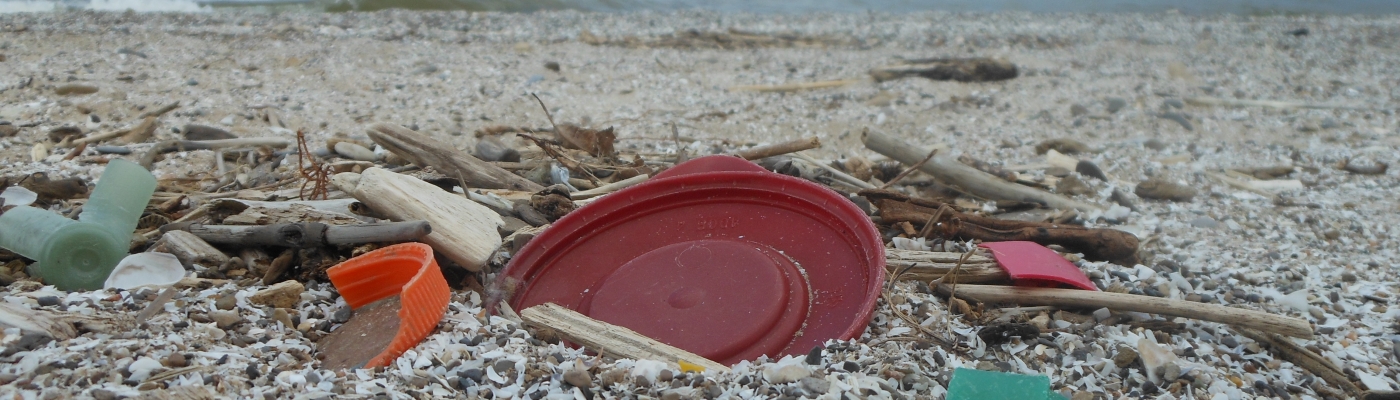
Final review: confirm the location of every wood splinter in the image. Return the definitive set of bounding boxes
[521,303,731,373]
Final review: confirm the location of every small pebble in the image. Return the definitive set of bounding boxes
[1105,97,1127,114]
[164,353,188,368]
[1135,178,1197,202]
[54,84,99,95]
[563,369,591,387]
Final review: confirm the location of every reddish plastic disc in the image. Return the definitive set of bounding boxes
[502,155,885,365]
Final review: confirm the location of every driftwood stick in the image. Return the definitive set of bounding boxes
[521,303,731,373]
[366,123,543,191]
[138,102,181,119]
[734,137,821,160]
[870,58,1018,83]
[728,79,860,93]
[166,221,431,248]
[793,152,876,189]
[333,168,503,271]
[862,129,1102,212]
[1184,96,1368,111]
[153,230,231,268]
[571,174,650,200]
[886,251,1007,284]
[73,127,132,145]
[151,138,293,152]
[1238,328,1362,397]
[940,284,1314,339]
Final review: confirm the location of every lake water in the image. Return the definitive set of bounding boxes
[2,0,1399,14]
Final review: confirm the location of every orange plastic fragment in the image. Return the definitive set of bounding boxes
[326,242,451,369]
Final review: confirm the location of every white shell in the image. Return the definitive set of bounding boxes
[103,252,185,290]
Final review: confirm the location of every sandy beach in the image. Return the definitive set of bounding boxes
[1,9,1398,399]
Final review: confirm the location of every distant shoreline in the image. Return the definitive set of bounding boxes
[4,0,1400,15]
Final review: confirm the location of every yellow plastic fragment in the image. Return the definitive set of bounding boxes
[677,360,706,373]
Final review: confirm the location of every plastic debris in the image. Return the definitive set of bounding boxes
[103,252,186,290]
[320,243,450,369]
[0,159,157,290]
[946,368,1062,400]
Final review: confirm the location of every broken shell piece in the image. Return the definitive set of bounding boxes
[104,252,186,290]
[0,186,38,207]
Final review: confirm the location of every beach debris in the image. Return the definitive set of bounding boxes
[164,220,431,248]
[863,190,1138,264]
[103,252,186,290]
[1238,327,1364,397]
[946,368,1056,400]
[1134,177,1197,202]
[47,126,83,142]
[53,83,98,96]
[0,122,18,137]
[864,129,1102,212]
[885,249,1009,283]
[0,159,155,290]
[501,156,884,365]
[521,303,731,373]
[940,284,1314,338]
[474,135,520,162]
[0,185,37,207]
[978,241,1097,290]
[366,122,543,191]
[869,57,1018,82]
[321,243,450,369]
[1185,95,1370,111]
[333,167,503,271]
[153,230,231,268]
[182,124,236,140]
[1034,138,1092,155]
[1341,157,1389,175]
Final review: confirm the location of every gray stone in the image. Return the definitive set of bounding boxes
[800,376,831,395]
[1070,103,1089,117]
[1105,97,1127,114]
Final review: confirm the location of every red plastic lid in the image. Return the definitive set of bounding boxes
[978,241,1098,291]
[502,155,885,365]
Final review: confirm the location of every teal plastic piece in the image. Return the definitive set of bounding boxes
[0,159,156,290]
[947,368,1064,400]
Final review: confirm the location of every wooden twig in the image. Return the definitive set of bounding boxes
[520,303,731,373]
[135,287,178,325]
[939,284,1314,339]
[296,129,333,200]
[366,123,544,192]
[1238,327,1363,398]
[137,102,180,118]
[1204,171,1281,202]
[862,129,1102,212]
[728,79,860,93]
[793,152,876,189]
[1184,96,1368,111]
[879,148,938,189]
[570,174,649,200]
[733,137,821,160]
[165,221,431,248]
